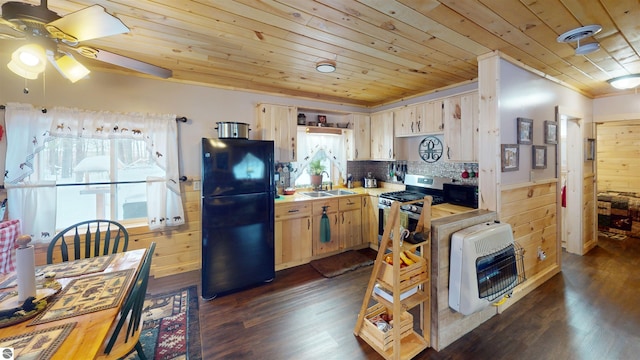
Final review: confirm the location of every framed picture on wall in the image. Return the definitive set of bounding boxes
[501,144,519,172]
[532,145,547,169]
[544,121,558,144]
[517,117,533,145]
[585,138,596,160]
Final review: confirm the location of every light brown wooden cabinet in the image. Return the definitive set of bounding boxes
[394,100,444,137]
[347,113,371,160]
[424,99,445,133]
[361,195,379,247]
[338,197,362,249]
[274,202,312,269]
[312,196,363,255]
[443,92,478,162]
[256,103,297,162]
[312,199,340,255]
[370,110,395,160]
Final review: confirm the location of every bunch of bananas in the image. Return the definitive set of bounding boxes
[384,251,416,266]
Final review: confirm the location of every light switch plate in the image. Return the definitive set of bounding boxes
[193,180,201,191]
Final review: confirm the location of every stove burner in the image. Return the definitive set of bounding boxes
[379,190,445,205]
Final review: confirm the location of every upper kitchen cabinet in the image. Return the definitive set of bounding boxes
[256,103,297,162]
[443,92,479,162]
[395,100,445,137]
[424,99,445,133]
[394,105,416,137]
[370,110,395,160]
[347,113,370,160]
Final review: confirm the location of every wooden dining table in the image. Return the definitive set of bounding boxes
[0,248,146,360]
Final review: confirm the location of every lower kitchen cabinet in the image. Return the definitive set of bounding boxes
[361,195,379,247]
[339,197,362,249]
[312,199,340,255]
[276,195,366,268]
[275,202,312,269]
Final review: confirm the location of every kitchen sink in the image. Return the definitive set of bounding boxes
[301,191,333,197]
[324,189,356,195]
[301,189,356,197]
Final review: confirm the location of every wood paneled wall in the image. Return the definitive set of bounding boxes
[597,121,640,193]
[34,181,202,278]
[498,180,560,310]
[583,174,597,252]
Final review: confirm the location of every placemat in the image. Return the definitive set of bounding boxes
[0,322,75,359]
[0,254,115,289]
[30,268,134,325]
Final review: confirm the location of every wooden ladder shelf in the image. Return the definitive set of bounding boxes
[353,196,432,360]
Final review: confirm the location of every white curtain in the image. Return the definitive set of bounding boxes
[291,129,347,182]
[4,103,185,240]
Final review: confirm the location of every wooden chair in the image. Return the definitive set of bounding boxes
[47,220,129,264]
[97,242,156,360]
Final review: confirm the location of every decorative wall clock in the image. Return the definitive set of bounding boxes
[419,136,443,163]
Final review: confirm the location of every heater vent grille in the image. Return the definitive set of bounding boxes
[449,222,526,315]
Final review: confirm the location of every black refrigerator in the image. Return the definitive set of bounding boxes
[201,138,275,300]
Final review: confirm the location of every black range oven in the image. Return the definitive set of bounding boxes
[378,175,447,241]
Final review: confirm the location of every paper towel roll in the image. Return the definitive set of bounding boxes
[16,243,36,302]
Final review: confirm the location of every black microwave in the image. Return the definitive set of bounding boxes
[443,183,478,208]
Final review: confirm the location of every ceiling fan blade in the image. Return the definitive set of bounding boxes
[0,17,25,39]
[45,5,128,42]
[74,46,172,79]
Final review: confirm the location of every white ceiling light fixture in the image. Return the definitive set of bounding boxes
[557,25,602,55]
[51,54,91,83]
[7,43,47,79]
[607,74,640,90]
[316,60,336,73]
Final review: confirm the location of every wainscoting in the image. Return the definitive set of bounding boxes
[33,181,202,278]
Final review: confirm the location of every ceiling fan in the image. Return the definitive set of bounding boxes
[0,0,172,82]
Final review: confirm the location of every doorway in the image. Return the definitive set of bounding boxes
[557,106,591,255]
[595,120,640,240]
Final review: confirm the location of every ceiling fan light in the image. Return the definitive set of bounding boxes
[316,60,336,73]
[608,74,640,90]
[575,42,600,55]
[54,55,91,83]
[9,44,47,75]
[7,59,40,79]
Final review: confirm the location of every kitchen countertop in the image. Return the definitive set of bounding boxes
[275,184,475,218]
[275,182,404,203]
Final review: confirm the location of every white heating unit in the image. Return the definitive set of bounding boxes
[449,222,519,316]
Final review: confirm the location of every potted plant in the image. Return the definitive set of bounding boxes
[308,159,326,188]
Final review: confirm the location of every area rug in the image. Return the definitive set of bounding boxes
[123,285,202,360]
[310,250,374,278]
[599,230,627,241]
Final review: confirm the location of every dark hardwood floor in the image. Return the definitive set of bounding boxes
[148,236,640,360]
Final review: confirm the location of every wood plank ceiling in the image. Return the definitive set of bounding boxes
[1,0,639,107]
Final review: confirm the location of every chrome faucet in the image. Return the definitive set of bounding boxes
[319,171,330,191]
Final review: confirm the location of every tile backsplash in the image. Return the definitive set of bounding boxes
[347,160,479,186]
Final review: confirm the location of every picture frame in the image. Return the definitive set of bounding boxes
[532,145,547,169]
[517,117,533,145]
[585,138,596,160]
[501,144,520,172]
[544,120,557,144]
[318,115,327,125]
